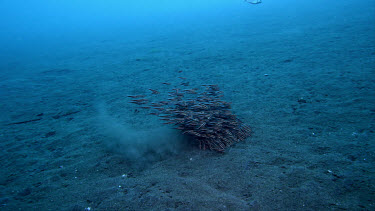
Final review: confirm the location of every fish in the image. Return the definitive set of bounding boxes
[129,81,251,152]
[130,99,149,105]
[184,89,197,94]
[128,95,146,98]
[149,89,159,94]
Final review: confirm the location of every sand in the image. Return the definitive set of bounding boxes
[1,0,374,210]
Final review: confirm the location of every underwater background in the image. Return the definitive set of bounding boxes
[1,0,374,210]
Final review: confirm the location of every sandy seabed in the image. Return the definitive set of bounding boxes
[1,2,375,211]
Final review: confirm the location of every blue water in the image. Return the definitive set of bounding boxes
[1,0,374,210]
[2,0,372,76]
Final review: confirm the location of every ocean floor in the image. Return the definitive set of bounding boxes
[1,1,375,210]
